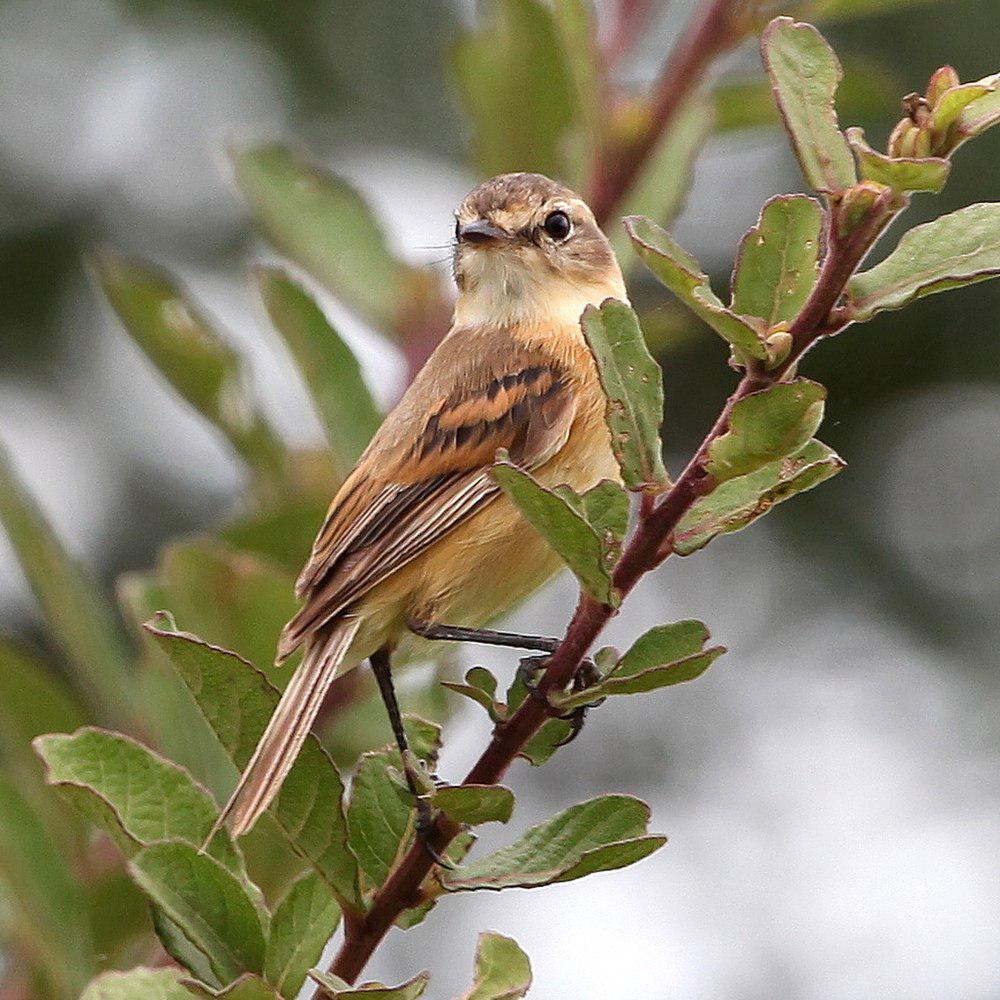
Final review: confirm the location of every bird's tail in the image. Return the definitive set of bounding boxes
[206,616,361,844]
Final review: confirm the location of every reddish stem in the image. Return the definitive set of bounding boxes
[313,182,899,995]
[588,0,749,226]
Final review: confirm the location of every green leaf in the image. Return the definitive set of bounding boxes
[674,439,844,555]
[80,968,192,1000]
[612,94,713,261]
[845,127,950,193]
[231,144,420,335]
[460,932,532,1000]
[221,499,331,576]
[309,970,430,1000]
[34,728,244,874]
[492,461,618,605]
[957,73,1000,139]
[442,667,505,722]
[182,974,281,999]
[442,795,665,891]
[451,0,578,181]
[625,216,768,361]
[557,649,724,710]
[0,641,84,779]
[394,831,476,931]
[760,18,857,196]
[431,785,515,826]
[550,0,601,174]
[706,380,827,482]
[930,82,994,134]
[845,203,1000,320]
[255,267,381,474]
[0,441,133,723]
[501,669,573,766]
[128,841,267,986]
[265,871,341,999]
[557,479,630,543]
[615,621,710,677]
[144,616,362,913]
[554,621,723,711]
[714,57,899,133]
[0,776,93,997]
[92,252,284,483]
[345,717,442,895]
[580,298,669,490]
[731,195,823,326]
[154,539,299,685]
[806,0,938,20]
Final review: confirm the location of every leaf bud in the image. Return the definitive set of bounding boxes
[888,120,919,158]
[764,326,794,368]
[837,181,890,236]
[926,66,960,107]
[912,128,933,158]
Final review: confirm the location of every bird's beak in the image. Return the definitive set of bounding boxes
[456,219,511,246]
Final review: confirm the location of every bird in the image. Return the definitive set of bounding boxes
[215,172,629,846]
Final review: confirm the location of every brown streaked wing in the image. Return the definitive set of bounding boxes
[279,350,574,658]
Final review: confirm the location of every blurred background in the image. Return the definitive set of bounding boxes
[1,0,998,997]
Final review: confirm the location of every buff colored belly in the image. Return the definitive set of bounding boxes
[341,400,619,672]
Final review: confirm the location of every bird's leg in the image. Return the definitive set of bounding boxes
[409,620,559,653]
[514,654,604,748]
[412,621,605,746]
[368,647,452,869]
[552,658,606,748]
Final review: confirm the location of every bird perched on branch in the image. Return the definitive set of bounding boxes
[214,172,629,851]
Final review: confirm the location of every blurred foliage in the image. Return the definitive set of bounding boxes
[0,0,998,997]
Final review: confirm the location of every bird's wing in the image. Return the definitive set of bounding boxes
[278,342,575,658]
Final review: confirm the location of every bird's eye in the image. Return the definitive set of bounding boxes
[542,210,572,241]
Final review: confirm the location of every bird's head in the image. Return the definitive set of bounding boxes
[452,173,626,328]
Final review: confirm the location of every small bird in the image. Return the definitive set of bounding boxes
[218,172,629,842]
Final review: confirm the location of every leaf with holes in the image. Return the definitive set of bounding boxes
[625,217,768,362]
[706,380,826,482]
[761,18,856,195]
[674,439,844,555]
[844,203,1000,320]
[442,795,665,891]
[580,298,669,490]
[731,195,823,326]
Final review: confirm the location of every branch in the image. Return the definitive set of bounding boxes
[588,0,751,226]
[313,181,904,995]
